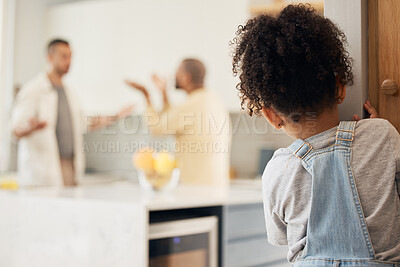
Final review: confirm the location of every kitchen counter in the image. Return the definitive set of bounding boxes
[17,179,263,211]
[0,178,264,267]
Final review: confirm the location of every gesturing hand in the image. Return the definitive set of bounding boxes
[125,80,149,97]
[151,74,167,93]
[117,105,135,119]
[125,80,151,105]
[151,74,169,107]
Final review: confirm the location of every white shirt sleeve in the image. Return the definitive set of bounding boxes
[11,86,40,135]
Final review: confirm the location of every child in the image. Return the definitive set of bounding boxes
[231,4,400,266]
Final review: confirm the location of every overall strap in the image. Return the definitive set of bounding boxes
[289,121,356,160]
[335,121,356,147]
[289,139,313,160]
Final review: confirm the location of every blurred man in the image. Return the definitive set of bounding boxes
[12,39,132,187]
[126,58,231,186]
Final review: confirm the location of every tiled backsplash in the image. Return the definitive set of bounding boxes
[84,115,174,179]
[229,112,293,178]
[7,113,293,179]
[84,113,294,179]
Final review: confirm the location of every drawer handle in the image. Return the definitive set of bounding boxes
[381,79,399,96]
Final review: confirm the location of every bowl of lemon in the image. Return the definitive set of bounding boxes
[133,148,180,191]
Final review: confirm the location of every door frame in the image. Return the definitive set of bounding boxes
[324,0,369,120]
[367,0,379,112]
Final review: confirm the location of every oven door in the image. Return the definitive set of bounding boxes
[149,216,218,267]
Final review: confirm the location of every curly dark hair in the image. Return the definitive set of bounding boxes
[231,4,353,121]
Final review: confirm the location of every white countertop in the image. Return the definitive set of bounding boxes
[4,178,263,211]
[0,176,263,267]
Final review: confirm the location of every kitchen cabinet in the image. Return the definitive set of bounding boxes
[369,0,400,132]
[150,203,289,267]
[223,203,289,267]
[0,180,289,267]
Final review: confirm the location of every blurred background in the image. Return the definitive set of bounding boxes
[0,0,325,181]
[1,1,384,266]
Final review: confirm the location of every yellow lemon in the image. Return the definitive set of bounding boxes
[0,179,18,190]
[149,173,171,190]
[132,148,155,172]
[154,152,176,176]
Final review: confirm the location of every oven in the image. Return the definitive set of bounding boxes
[149,216,218,267]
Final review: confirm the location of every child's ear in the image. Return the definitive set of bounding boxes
[336,78,347,103]
[261,107,284,129]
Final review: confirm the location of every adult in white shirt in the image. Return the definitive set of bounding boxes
[126,58,231,186]
[12,39,132,187]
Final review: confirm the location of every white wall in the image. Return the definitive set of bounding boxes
[13,0,48,85]
[12,0,98,86]
[0,0,5,170]
[0,0,4,135]
[0,0,15,171]
[44,0,249,114]
[11,0,371,120]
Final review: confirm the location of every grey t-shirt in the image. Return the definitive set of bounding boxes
[262,119,400,262]
[54,86,75,159]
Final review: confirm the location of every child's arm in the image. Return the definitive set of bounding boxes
[388,123,400,196]
[262,185,288,246]
[262,152,312,248]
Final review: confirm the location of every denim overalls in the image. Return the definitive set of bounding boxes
[288,121,400,267]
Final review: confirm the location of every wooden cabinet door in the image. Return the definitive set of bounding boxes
[369,0,400,132]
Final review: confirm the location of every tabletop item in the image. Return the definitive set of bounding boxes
[0,178,18,190]
[133,148,179,191]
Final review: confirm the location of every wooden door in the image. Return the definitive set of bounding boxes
[369,0,400,132]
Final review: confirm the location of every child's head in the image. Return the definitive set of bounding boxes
[231,4,353,127]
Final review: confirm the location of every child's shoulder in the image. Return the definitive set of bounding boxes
[356,118,391,127]
[355,119,400,157]
[263,147,306,181]
[355,118,395,138]
[264,148,299,174]
[262,147,310,200]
